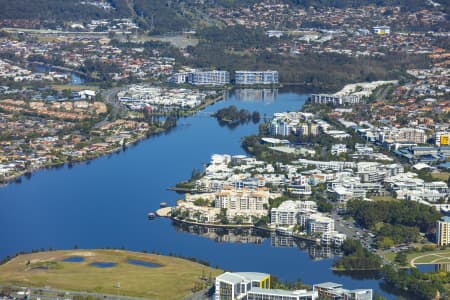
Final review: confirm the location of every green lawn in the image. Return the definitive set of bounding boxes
[0,249,222,300]
[409,250,450,265]
[51,84,99,92]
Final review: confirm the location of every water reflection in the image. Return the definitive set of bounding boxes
[235,89,278,103]
[172,222,267,244]
[416,263,450,273]
[172,222,342,260]
[333,270,382,280]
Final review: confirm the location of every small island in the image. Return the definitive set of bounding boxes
[213,105,260,128]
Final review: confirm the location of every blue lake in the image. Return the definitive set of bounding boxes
[63,256,85,263]
[89,262,116,268]
[0,88,397,298]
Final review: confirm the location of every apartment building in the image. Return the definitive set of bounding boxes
[188,70,230,86]
[436,217,450,246]
[214,188,270,212]
[235,70,279,85]
[307,214,335,234]
[310,94,361,105]
[270,200,317,226]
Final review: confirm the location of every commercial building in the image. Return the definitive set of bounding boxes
[235,70,279,85]
[247,288,316,300]
[434,131,450,146]
[215,273,372,300]
[314,282,372,300]
[436,216,450,246]
[215,272,271,300]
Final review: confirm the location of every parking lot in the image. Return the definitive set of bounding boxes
[330,210,376,252]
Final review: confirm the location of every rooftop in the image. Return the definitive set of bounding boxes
[314,282,343,290]
[248,287,315,297]
[216,272,269,284]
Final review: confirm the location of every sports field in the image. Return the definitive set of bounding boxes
[410,250,450,267]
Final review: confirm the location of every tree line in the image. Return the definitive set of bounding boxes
[0,0,119,21]
[346,199,441,247]
[182,26,430,91]
[347,199,441,233]
[333,239,382,270]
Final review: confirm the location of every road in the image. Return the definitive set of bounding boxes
[95,87,126,128]
[2,285,153,300]
[329,210,375,251]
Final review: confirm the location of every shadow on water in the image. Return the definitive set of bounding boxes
[332,270,382,280]
[128,259,161,268]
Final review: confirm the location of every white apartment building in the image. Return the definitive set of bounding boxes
[321,231,347,247]
[270,200,317,226]
[331,144,347,156]
[188,70,230,86]
[235,70,279,85]
[298,159,356,171]
[307,214,335,234]
[437,217,450,246]
[214,188,271,212]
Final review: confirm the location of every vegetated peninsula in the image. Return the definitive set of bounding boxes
[0,249,222,300]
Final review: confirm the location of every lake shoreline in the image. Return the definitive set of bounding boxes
[0,94,225,188]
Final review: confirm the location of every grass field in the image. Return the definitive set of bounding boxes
[410,250,450,266]
[0,249,222,300]
[51,84,99,92]
[431,172,450,182]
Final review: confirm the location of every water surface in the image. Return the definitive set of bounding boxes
[0,88,395,298]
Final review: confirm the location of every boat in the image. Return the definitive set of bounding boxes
[148,212,156,219]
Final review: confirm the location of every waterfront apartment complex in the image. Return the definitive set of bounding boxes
[270,200,317,226]
[436,216,450,246]
[215,272,372,300]
[310,94,360,105]
[215,188,270,214]
[269,112,319,137]
[235,70,279,85]
[188,70,230,86]
[171,70,230,86]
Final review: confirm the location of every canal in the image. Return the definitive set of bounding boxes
[31,63,86,85]
[0,88,395,298]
